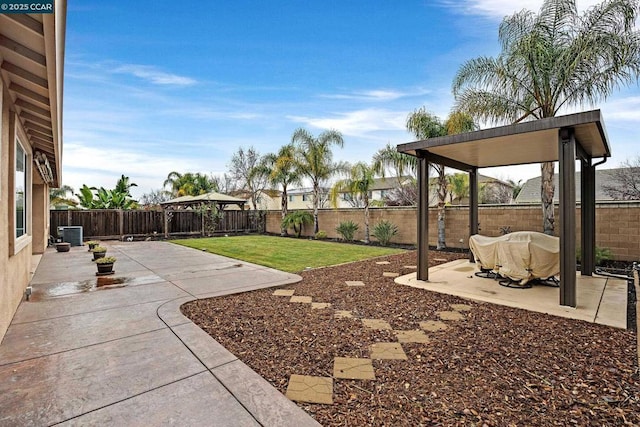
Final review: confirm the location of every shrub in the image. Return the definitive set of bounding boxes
[372,220,399,246]
[95,256,117,264]
[315,230,327,240]
[281,211,313,238]
[576,246,613,265]
[336,220,359,242]
[91,246,107,253]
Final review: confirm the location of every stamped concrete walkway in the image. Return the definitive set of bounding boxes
[0,241,319,426]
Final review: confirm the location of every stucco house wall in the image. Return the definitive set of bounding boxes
[0,6,66,342]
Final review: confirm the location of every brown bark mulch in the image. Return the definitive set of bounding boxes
[181,251,639,426]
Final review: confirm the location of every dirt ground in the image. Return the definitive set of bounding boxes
[182,250,639,426]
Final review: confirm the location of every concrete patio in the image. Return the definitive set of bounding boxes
[0,241,319,426]
[396,258,628,329]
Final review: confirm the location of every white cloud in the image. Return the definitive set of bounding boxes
[601,96,640,121]
[320,88,431,101]
[287,109,407,137]
[113,64,196,86]
[448,0,600,20]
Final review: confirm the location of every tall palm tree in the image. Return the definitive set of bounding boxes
[262,144,302,235]
[406,108,476,249]
[49,185,77,207]
[453,0,640,234]
[330,162,377,243]
[163,172,217,197]
[448,173,469,205]
[292,127,346,234]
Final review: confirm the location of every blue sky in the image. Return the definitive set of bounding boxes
[63,0,640,199]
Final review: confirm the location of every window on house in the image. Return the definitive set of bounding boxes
[302,194,309,202]
[288,195,294,202]
[15,140,27,238]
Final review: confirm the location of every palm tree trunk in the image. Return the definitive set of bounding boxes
[541,162,555,235]
[312,184,320,234]
[281,186,288,236]
[363,198,370,243]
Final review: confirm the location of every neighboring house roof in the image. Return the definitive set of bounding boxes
[288,187,329,195]
[514,168,635,203]
[368,176,413,191]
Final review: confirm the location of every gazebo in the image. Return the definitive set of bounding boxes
[397,110,610,308]
[160,192,247,210]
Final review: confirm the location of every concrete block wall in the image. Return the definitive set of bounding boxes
[266,202,640,261]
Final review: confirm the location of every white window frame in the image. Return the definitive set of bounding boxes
[11,115,32,255]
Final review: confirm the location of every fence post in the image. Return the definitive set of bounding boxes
[119,209,124,238]
[163,209,169,239]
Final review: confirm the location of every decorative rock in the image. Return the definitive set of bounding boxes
[375,261,391,265]
[403,265,417,269]
[290,296,312,303]
[333,357,375,380]
[273,289,295,296]
[383,272,399,278]
[286,374,333,404]
[370,343,407,360]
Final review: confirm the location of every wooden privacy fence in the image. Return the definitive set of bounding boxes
[50,209,265,240]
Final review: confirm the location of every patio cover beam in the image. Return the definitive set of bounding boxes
[581,158,596,275]
[417,154,429,281]
[469,167,479,262]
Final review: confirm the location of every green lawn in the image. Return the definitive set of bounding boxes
[171,235,405,273]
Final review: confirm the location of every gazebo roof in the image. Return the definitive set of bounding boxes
[397,110,610,167]
[161,192,247,207]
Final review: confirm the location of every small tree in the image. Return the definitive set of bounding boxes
[330,162,376,243]
[602,158,640,200]
[281,211,313,238]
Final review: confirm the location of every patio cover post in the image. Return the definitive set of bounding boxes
[581,158,596,275]
[559,128,577,307]
[417,153,429,281]
[469,167,479,262]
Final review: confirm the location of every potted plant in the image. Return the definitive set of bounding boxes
[95,256,116,275]
[91,246,107,261]
[86,240,100,251]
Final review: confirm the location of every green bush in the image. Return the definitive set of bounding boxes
[281,211,313,238]
[95,256,117,264]
[336,220,359,242]
[315,230,328,240]
[372,220,399,246]
[576,246,613,265]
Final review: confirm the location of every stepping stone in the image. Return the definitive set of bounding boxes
[419,320,448,332]
[433,258,448,262]
[345,281,365,287]
[311,302,332,309]
[370,342,407,360]
[376,261,391,265]
[334,310,353,319]
[451,304,473,312]
[286,374,333,404]
[333,357,375,380]
[383,272,399,278]
[395,330,430,343]
[290,296,313,303]
[403,265,417,269]
[361,318,392,330]
[273,289,295,296]
[438,310,465,321]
